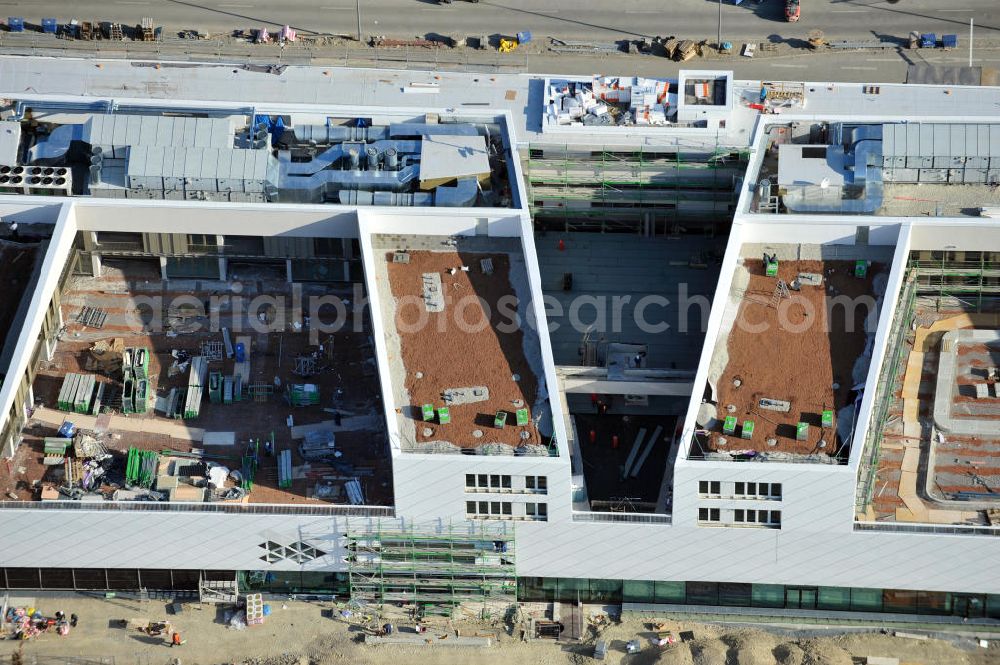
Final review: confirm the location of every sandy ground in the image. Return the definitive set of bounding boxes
[2,595,999,665]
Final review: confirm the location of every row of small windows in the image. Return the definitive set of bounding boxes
[698,481,781,499]
[698,507,781,527]
[465,474,547,494]
[466,501,548,520]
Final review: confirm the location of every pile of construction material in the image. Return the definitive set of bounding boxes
[545,77,677,128]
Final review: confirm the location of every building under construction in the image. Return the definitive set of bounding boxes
[0,59,998,626]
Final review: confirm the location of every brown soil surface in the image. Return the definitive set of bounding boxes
[709,259,882,457]
[1,269,392,506]
[386,250,540,449]
[0,596,994,665]
[0,242,38,355]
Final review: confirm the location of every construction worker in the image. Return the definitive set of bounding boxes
[171,631,186,647]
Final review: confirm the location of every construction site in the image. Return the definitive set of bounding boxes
[694,246,892,462]
[1,249,393,507]
[0,232,46,376]
[857,252,1000,528]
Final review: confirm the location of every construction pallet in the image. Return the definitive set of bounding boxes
[76,306,108,329]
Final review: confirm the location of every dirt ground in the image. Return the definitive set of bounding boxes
[708,259,882,457]
[386,250,541,449]
[1,595,998,665]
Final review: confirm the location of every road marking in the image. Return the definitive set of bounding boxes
[842,66,878,70]
[866,58,899,62]
[116,1,150,4]
[938,8,974,11]
[218,3,255,7]
[771,64,807,68]
[625,10,659,13]
[832,9,868,13]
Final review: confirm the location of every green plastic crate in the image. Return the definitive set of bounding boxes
[741,420,755,440]
[796,422,809,441]
[422,404,435,421]
[494,410,507,429]
[723,415,737,435]
[765,260,779,277]
[516,408,529,426]
[821,410,834,428]
[854,260,868,278]
[437,407,451,425]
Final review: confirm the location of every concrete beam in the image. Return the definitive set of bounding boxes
[560,376,694,396]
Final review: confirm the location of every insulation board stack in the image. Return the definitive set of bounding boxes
[278,449,293,488]
[184,356,208,419]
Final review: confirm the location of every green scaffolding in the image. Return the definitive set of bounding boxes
[345,521,516,615]
[525,143,751,229]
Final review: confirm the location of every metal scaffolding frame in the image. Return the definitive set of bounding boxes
[526,143,750,231]
[346,521,516,616]
[911,255,1000,310]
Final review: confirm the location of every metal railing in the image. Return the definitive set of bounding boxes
[854,521,1000,537]
[572,511,672,524]
[0,500,394,517]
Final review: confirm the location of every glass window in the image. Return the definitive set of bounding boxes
[478,501,488,514]
[478,474,487,487]
[710,508,719,521]
[171,570,200,590]
[771,483,782,498]
[526,503,536,516]
[770,511,781,525]
[916,591,951,616]
[711,481,720,494]
[987,595,1000,620]
[538,503,548,517]
[623,580,654,604]
[490,475,500,488]
[746,510,756,522]
[466,474,475,488]
[718,583,752,607]
[686,582,719,605]
[502,475,512,489]
[106,569,140,590]
[654,581,686,604]
[752,584,785,608]
[589,578,623,603]
[502,502,512,515]
[537,476,547,492]
[735,509,744,523]
[699,481,708,494]
[883,589,918,614]
[557,577,589,603]
[5,568,40,588]
[698,508,708,521]
[466,501,476,514]
[518,577,550,602]
[818,586,851,611]
[747,482,756,495]
[39,569,74,589]
[735,482,745,495]
[526,476,536,490]
[850,587,883,612]
[491,501,501,515]
[72,569,108,590]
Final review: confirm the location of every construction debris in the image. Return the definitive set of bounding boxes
[76,305,108,329]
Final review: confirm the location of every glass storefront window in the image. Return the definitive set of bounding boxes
[590,579,623,603]
[883,589,919,614]
[915,591,951,616]
[686,582,719,606]
[72,569,108,590]
[623,580,654,603]
[557,577,589,603]
[718,583,751,607]
[751,584,784,608]
[818,586,851,611]
[850,587,883,612]
[654,581,686,604]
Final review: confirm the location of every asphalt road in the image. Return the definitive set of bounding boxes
[4,0,1000,43]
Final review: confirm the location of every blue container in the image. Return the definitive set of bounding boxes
[262,604,271,616]
[42,18,57,34]
[58,421,76,438]
[516,30,532,44]
[941,34,958,48]
[920,33,936,48]
[7,17,24,32]
[235,342,246,363]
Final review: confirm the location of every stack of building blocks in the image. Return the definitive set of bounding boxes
[245,593,265,626]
